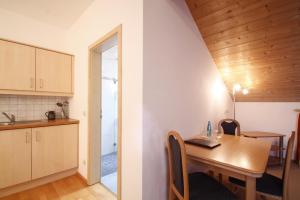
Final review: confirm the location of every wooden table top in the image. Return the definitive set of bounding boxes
[185,134,271,177]
[0,118,79,131]
[242,131,285,138]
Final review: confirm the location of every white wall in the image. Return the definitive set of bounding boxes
[143,0,232,199]
[65,1,143,199]
[0,2,143,199]
[0,8,68,52]
[236,102,300,156]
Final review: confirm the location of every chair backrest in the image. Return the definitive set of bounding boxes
[218,119,241,136]
[167,131,189,200]
[282,131,295,200]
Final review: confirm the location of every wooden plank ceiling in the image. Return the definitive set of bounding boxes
[186,0,300,102]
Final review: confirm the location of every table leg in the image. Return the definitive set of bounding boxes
[169,187,175,200]
[246,176,256,200]
[279,136,284,165]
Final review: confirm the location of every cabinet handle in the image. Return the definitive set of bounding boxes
[39,79,44,89]
[36,131,41,142]
[26,132,31,144]
[30,78,35,88]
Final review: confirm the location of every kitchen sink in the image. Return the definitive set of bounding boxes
[0,122,14,126]
[15,120,44,124]
[0,120,45,126]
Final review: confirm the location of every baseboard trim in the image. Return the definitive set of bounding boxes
[0,168,78,198]
[76,172,88,185]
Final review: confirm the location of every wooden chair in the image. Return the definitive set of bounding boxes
[229,131,296,200]
[218,119,241,136]
[167,131,237,200]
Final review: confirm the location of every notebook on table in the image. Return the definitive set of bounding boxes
[185,138,221,149]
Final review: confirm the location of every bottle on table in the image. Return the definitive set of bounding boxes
[207,121,212,137]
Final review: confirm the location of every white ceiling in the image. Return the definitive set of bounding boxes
[0,0,95,29]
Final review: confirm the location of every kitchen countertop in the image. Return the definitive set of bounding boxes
[0,118,79,131]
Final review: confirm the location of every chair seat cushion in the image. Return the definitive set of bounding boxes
[229,173,283,197]
[189,172,237,200]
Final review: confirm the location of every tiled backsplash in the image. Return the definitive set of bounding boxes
[0,95,68,122]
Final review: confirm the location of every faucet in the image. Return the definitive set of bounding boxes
[2,112,16,123]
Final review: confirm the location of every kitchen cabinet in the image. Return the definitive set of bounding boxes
[36,49,73,94]
[0,39,73,96]
[32,124,78,179]
[0,129,32,189]
[0,122,78,189]
[0,40,35,91]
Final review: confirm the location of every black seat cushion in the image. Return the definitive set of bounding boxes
[189,172,237,200]
[229,173,283,197]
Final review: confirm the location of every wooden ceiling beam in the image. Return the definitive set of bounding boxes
[203,6,300,43]
[212,35,300,57]
[187,0,300,102]
[198,0,299,37]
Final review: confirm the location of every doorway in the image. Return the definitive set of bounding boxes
[101,43,118,193]
[88,26,122,199]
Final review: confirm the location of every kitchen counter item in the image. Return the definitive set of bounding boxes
[45,111,56,120]
[62,101,69,118]
[56,101,69,118]
[0,118,79,131]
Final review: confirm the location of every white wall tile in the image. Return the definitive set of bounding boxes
[0,95,69,122]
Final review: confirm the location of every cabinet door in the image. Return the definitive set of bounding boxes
[0,129,32,189]
[36,49,73,93]
[32,124,78,179]
[0,40,35,91]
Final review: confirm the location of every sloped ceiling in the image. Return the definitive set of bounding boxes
[186,0,300,102]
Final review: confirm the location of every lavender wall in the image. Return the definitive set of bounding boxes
[143,0,232,199]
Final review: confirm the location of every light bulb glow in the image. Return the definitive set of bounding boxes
[233,84,241,92]
[242,88,249,95]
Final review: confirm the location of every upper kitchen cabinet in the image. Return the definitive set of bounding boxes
[36,49,73,94]
[0,40,35,91]
[0,39,74,96]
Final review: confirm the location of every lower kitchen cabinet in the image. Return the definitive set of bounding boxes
[0,123,78,189]
[0,129,32,189]
[32,124,78,179]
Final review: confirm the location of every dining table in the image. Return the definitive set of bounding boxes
[185,134,271,200]
[241,131,285,165]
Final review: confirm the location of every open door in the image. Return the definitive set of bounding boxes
[88,25,122,199]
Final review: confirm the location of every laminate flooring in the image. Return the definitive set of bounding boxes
[0,174,116,200]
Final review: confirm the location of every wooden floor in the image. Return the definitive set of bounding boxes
[0,174,116,200]
[1,163,299,200]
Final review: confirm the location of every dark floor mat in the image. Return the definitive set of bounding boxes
[101,152,117,176]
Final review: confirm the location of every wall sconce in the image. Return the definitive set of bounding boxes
[233,84,249,120]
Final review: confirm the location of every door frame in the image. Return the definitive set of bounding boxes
[87,25,122,200]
